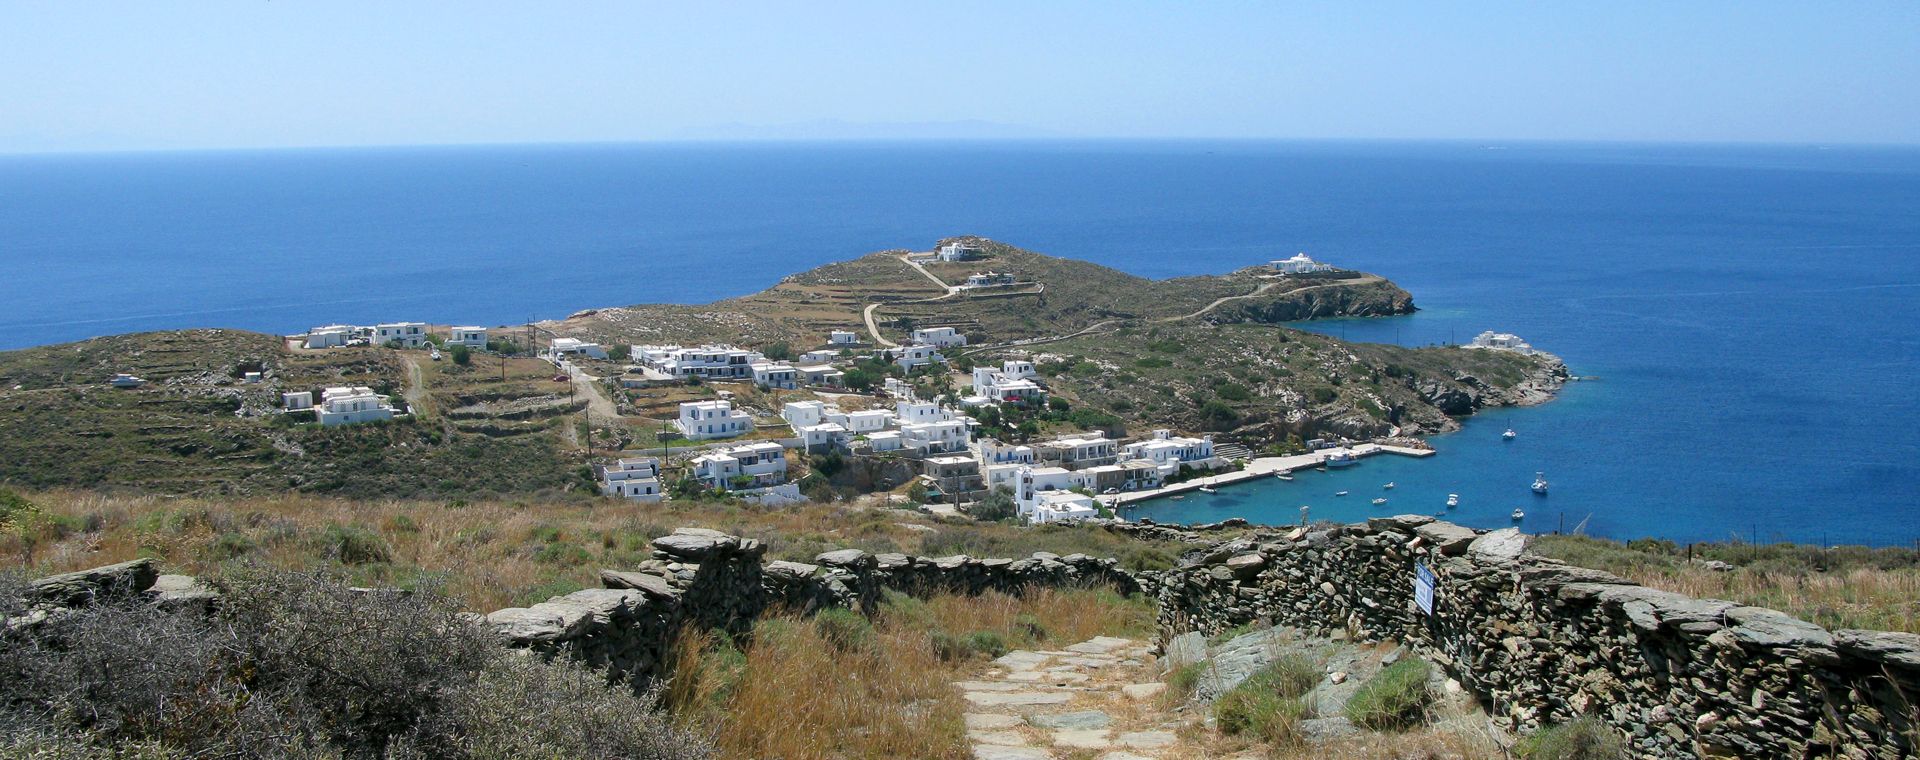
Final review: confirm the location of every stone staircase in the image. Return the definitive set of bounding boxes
[955,636,1184,760]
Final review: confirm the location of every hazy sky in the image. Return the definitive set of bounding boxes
[3,2,1917,152]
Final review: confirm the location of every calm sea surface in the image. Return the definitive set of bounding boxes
[2,141,1917,544]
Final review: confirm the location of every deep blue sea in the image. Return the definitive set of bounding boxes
[2,141,1917,545]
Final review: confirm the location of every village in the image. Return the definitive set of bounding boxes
[249,242,1454,524]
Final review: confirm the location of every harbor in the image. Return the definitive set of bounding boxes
[1110,443,1435,506]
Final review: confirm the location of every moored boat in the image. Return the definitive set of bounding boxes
[1532,472,1549,495]
[1446,493,1459,508]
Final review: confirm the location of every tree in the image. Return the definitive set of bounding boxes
[450,345,472,366]
[907,481,930,504]
[966,487,1019,522]
[761,343,793,361]
[606,344,631,361]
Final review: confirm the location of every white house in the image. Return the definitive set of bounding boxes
[597,457,664,502]
[963,271,1014,288]
[896,400,951,425]
[798,350,839,364]
[978,438,1039,490]
[1466,330,1537,355]
[303,325,354,349]
[447,326,488,347]
[751,361,798,390]
[937,242,983,262]
[1036,435,1118,470]
[901,419,971,454]
[891,344,945,371]
[863,430,905,452]
[1270,253,1334,275]
[315,386,395,426]
[909,327,967,348]
[675,399,752,440]
[829,330,860,345]
[375,322,429,347]
[691,441,788,491]
[547,338,609,360]
[799,423,850,452]
[641,344,765,380]
[1120,429,1220,477]
[1013,466,1099,523]
[796,364,846,388]
[972,362,1045,403]
[283,391,313,410]
[829,408,896,434]
[781,400,828,429]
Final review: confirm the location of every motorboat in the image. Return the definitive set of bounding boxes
[1274,473,1293,481]
[1383,482,1396,490]
[1198,486,1217,494]
[1335,490,1349,497]
[1325,451,1357,468]
[1511,508,1526,521]
[1532,472,1549,495]
[1371,497,1388,506]
[1503,428,1517,441]
[1446,493,1460,508]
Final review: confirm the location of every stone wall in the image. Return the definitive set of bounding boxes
[1146,515,1920,759]
[483,527,1138,687]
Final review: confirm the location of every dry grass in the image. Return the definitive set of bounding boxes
[1533,534,1920,633]
[666,586,1152,760]
[0,489,1186,612]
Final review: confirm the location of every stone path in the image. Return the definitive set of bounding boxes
[955,636,1189,760]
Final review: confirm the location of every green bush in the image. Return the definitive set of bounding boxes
[1213,687,1306,745]
[1517,716,1627,760]
[813,607,873,653]
[965,630,1009,658]
[449,345,471,366]
[1345,657,1433,730]
[1167,660,1208,698]
[1135,357,1172,369]
[1310,387,1338,403]
[318,523,391,565]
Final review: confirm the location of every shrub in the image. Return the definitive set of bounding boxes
[449,344,471,366]
[1121,546,1177,572]
[1345,657,1433,730]
[965,630,1008,658]
[965,488,1019,523]
[1214,382,1252,401]
[1213,686,1306,745]
[402,653,710,759]
[1310,387,1338,403]
[1135,357,1172,369]
[318,523,391,565]
[813,607,873,653]
[1517,716,1627,760]
[1167,660,1208,698]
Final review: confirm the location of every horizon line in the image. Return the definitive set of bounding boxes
[5,134,1920,159]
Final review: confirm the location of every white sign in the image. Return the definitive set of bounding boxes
[1413,562,1435,615]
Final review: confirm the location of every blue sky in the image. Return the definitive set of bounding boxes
[2,2,1916,152]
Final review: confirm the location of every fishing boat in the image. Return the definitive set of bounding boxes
[1324,451,1356,468]
[1198,486,1217,494]
[1334,490,1349,497]
[1511,508,1526,521]
[1532,472,1549,495]
[1273,473,1293,481]
[1503,428,1517,441]
[1383,482,1396,490]
[1446,493,1460,508]
[1371,497,1388,506]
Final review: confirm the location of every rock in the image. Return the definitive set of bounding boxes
[968,730,1029,746]
[1328,671,1348,685]
[1115,731,1175,749]
[487,606,591,642]
[650,529,738,561]
[966,713,1025,730]
[1028,711,1112,730]
[1120,683,1165,700]
[1300,716,1360,742]
[1835,629,1920,671]
[995,650,1052,670]
[1368,514,1434,532]
[1224,553,1267,579]
[1467,528,1529,562]
[761,560,821,580]
[148,574,218,611]
[814,549,872,569]
[1066,636,1134,654]
[599,569,677,598]
[971,746,1052,760]
[1096,753,1156,760]
[1414,521,1478,555]
[30,558,159,605]
[1050,729,1111,749]
[964,691,1074,707]
[1162,631,1206,670]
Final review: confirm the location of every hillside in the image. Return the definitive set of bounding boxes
[549,237,1416,348]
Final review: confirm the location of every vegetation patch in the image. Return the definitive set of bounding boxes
[1344,657,1433,730]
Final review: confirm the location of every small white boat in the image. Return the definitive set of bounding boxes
[1532,472,1549,495]
[1446,493,1460,508]
[1198,486,1217,494]
[1371,497,1388,505]
[1171,495,1186,501]
[1383,482,1395,490]
[1335,490,1349,497]
[1503,428,1517,441]
[1274,473,1293,481]
[1511,508,1526,521]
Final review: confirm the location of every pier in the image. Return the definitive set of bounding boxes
[1109,443,1434,507]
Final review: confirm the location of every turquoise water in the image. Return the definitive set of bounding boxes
[2,141,1917,544]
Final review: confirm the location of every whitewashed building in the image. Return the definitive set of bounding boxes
[597,457,663,502]
[751,361,798,390]
[1121,429,1220,478]
[447,326,488,347]
[639,344,764,380]
[829,330,860,345]
[375,322,429,347]
[892,344,945,371]
[963,271,1014,288]
[1466,330,1537,355]
[902,419,971,454]
[547,338,609,360]
[781,400,829,429]
[937,242,983,262]
[1270,253,1334,275]
[315,386,395,426]
[691,441,789,491]
[675,399,752,440]
[796,364,846,388]
[1013,466,1099,523]
[798,350,839,364]
[283,391,313,410]
[972,361,1045,403]
[303,325,354,349]
[909,326,967,348]
[1036,435,1119,470]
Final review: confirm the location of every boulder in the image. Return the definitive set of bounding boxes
[599,569,678,599]
[30,558,160,606]
[650,529,739,561]
[1413,521,1479,555]
[1467,528,1529,562]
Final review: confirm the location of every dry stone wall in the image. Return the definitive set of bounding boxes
[483,527,1138,687]
[1147,514,1920,759]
